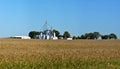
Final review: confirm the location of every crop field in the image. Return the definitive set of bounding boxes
[0,39,120,69]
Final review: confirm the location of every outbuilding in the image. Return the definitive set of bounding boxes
[11,36,31,39]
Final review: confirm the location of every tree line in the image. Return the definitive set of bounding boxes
[73,32,117,40]
[29,30,118,40]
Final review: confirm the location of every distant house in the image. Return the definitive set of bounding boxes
[11,36,31,39]
[67,38,73,40]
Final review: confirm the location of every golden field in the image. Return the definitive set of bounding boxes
[0,39,120,69]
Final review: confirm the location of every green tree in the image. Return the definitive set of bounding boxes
[53,29,60,37]
[77,36,81,39]
[101,35,109,39]
[109,33,117,39]
[93,32,100,39]
[73,36,77,40]
[80,34,86,39]
[101,33,117,40]
[29,31,41,39]
[80,32,100,39]
[63,31,71,39]
[88,33,94,39]
[81,33,94,39]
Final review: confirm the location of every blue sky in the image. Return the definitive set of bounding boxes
[0,0,120,38]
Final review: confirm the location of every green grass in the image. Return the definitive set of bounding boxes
[0,60,120,69]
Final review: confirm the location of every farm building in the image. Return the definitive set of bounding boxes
[36,30,58,40]
[11,36,31,39]
[36,21,58,40]
[67,38,73,40]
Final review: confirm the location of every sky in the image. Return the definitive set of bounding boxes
[0,0,120,38]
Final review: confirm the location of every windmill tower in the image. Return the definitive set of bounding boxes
[43,20,48,31]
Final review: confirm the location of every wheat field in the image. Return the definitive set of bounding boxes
[0,39,120,69]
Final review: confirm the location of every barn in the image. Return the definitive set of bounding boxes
[12,36,31,39]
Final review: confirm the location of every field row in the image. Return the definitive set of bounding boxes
[0,39,120,68]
